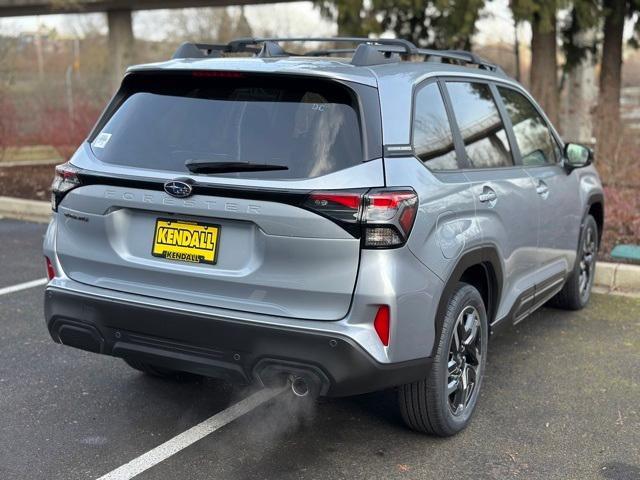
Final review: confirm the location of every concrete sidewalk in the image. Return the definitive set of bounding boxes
[0,196,51,223]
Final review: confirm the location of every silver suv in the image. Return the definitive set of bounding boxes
[43,37,604,436]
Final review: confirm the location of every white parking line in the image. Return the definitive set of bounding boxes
[0,278,47,296]
[96,386,286,480]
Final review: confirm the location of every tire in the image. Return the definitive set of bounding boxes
[123,358,179,378]
[398,282,488,436]
[548,215,598,311]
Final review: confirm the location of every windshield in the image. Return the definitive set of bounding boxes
[89,73,364,180]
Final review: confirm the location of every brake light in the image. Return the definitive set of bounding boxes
[51,162,81,211]
[45,256,56,280]
[192,71,245,78]
[374,305,390,346]
[302,188,418,248]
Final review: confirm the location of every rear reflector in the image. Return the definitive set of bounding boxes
[45,256,56,280]
[374,305,390,346]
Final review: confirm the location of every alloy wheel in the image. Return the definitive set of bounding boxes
[447,306,483,416]
[579,225,597,298]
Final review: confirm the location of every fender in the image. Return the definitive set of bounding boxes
[431,245,503,357]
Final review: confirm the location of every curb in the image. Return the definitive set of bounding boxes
[0,158,61,168]
[0,195,638,293]
[594,262,640,294]
[0,196,51,223]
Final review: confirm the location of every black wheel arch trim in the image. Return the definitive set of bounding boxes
[584,192,604,249]
[431,245,503,357]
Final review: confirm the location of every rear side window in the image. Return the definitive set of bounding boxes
[412,82,458,170]
[89,73,364,179]
[498,87,558,166]
[446,82,513,169]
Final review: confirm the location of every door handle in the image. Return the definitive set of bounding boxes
[478,188,497,203]
[536,181,549,196]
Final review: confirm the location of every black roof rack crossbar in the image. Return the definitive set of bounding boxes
[228,37,418,55]
[306,44,411,57]
[173,37,418,59]
[171,37,502,72]
[172,41,260,59]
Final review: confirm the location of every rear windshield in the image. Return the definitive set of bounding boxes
[89,73,364,179]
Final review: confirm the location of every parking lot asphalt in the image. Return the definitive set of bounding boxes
[0,219,49,289]
[0,218,638,480]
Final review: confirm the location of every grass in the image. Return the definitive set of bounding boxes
[0,145,63,163]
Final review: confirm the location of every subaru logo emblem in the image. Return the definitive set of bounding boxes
[164,180,193,198]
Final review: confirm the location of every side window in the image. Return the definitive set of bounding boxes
[498,87,558,166]
[446,81,513,168]
[412,82,458,170]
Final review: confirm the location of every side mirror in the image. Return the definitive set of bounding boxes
[564,143,593,172]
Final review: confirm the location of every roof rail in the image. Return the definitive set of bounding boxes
[417,48,499,71]
[171,37,502,73]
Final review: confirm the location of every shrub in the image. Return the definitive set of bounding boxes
[601,185,640,259]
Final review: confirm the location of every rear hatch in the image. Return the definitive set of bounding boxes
[54,70,383,320]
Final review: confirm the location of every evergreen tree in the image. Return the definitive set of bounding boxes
[511,0,563,125]
[315,0,371,36]
[369,0,485,49]
[595,0,639,165]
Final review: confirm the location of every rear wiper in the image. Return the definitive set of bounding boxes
[185,160,289,174]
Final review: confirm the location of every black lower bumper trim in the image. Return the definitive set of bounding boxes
[44,288,431,397]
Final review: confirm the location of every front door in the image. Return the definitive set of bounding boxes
[495,86,582,287]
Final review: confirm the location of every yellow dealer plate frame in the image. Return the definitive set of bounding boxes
[152,218,220,265]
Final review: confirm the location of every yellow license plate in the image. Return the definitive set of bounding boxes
[152,219,220,265]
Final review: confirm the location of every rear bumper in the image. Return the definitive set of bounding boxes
[44,287,431,397]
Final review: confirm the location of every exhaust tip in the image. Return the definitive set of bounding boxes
[290,376,310,397]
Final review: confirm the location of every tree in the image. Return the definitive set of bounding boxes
[595,0,628,164]
[314,0,484,48]
[163,7,251,44]
[511,0,563,126]
[234,7,253,39]
[315,0,370,36]
[368,0,485,49]
[560,1,600,78]
[0,35,17,159]
[558,1,600,142]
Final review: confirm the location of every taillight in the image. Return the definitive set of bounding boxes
[374,305,390,346]
[302,191,363,224]
[362,189,418,248]
[45,256,56,280]
[51,162,81,211]
[302,188,418,248]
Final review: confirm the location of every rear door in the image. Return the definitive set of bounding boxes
[55,71,383,321]
[443,80,541,319]
[397,79,478,280]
